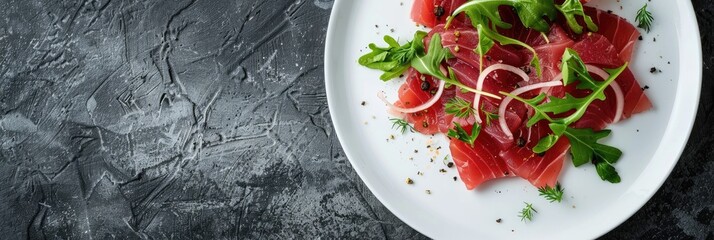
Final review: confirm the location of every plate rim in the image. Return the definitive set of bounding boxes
[324,0,702,238]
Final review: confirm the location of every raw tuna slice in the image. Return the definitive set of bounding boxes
[558,7,641,63]
[394,69,455,134]
[570,34,652,129]
[500,121,570,188]
[427,24,523,69]
[450,125,512,190]
[448,58,529,149]
[411,0,468,28]
[519,25,576,84]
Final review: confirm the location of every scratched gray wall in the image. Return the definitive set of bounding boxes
[0,0,710,239]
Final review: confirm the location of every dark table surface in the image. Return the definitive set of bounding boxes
[0,0,711,239]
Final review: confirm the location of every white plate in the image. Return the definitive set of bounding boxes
[324,1,701,239]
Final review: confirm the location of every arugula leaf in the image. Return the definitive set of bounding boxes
[512,0,558,32]
[563,128,621,167]
[477,25,543,77]
[510,49,627,130]
[412,34,502,99]
[445,97,476,118]
[411,33,454,81]
[475,24,494,72]
[594,159,621,183]
[556,0,598,34]
[359,31,427,81]
[564,127,622,183]
[447,122,481,146]
[499,92,553,127]
[533,134,559,153]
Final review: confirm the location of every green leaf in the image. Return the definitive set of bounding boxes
[475,25,494,57]
[359,31,428,81]
[412,34,501,99]
[384,35,400,48]
[556,0,598,34]
[453,1,545,77]
[455,1,512,29]
[513,0,558,32]
[538,93,589,115]
[563,128,622,167]
[447,122,481,146]
[379,64,411,81]
[556,49,629,125]
[411,34,453,81]
[500,92,552,127]
[533,134,559,154]
[595,159,621,183]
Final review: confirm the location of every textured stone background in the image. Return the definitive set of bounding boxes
[0,0,711,239]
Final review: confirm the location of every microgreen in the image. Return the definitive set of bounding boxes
[636,4,654,33]
[538,183,564,203]
[359,31,427,81]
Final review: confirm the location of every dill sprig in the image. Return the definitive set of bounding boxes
[481,107,499,126]
[636,4,654,33]
[445,97,475,118]
[390,118,413,134]
[538,183,565,203]
[518,202,538,222]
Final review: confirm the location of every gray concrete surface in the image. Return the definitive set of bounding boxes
[0,0,711,239]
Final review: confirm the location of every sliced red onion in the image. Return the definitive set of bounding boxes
[474,64,530,124]
[585,65,624,123]
[377,80,446,114]
[498,81,564,140]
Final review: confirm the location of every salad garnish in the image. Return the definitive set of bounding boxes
[538,183,565,203]
[636,4,654,33]
[518,202,538,222]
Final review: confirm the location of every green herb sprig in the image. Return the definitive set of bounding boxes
[518,202,537,222]
[445,97,476,118]
[447,122,481,146]
[538,183,564,203]
[359,31,427,81]
[636,4,654,33]
[482,107,499,126]
[390,118,414,134]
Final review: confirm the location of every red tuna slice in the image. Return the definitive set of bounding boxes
[500,120,570,188]
[394,69,455,134]
[450,125,513,190]
[570,34,652,128]
[559,7,640,63]
[426,25,523,69]
[496,7,549,47]
[519,25,576,83]
[411,0,468,28]
[446,58,528,149]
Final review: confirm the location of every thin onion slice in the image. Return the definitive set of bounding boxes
[585,65,624,123]
[377,80,446,114]
[474,64,530,123]
[498,81,564,140]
